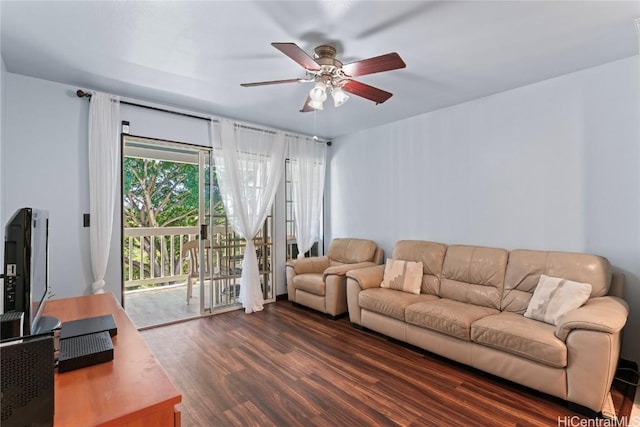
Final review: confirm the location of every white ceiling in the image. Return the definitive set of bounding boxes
[2,1,639,140]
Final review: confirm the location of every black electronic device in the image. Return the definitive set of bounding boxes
[0,333,55,427]
[3,207,60,336]
[0,311,24,340]
[59,314,117,339]
[58,331,114,373]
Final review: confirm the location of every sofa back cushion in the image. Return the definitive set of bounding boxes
[392,240,447,295]
[502,249,612,313]
[327,238,378,264]
[440,245,508,309]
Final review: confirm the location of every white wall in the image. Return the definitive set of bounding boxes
[3,74,97,300]
[327,56,640,362]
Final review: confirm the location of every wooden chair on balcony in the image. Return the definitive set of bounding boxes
[182,239,216,304]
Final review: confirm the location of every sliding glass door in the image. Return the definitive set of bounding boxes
[122,136,202,327]
[200,149,274,313]
[122,136,274,328]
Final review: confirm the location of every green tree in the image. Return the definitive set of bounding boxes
[123,158,201,286]
[123,158,199,229]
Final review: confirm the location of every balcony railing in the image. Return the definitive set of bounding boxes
[123,226,197,289]
[124,224,274,306]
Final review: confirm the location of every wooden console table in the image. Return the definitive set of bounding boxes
[42,293,182,427]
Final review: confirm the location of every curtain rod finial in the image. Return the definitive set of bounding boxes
[76,89,91,98]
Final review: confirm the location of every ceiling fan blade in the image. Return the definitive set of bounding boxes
[342,52,406,77]
[272,42,321,71]
[240,78,304,87]
[300,95,314,112]
[342,80,393,104]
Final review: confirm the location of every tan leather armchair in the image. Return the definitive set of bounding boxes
[286,238,384,318]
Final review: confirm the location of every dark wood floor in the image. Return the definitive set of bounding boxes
[141,301,636,427]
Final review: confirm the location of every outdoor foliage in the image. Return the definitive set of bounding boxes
[122,155,263,293]
[123,158,199,229]
[123,158,226,287]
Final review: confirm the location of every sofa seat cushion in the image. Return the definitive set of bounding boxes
[359,288,434,321]
[405,299,499,341]
[293,273,325,296]
[471,312,567,368]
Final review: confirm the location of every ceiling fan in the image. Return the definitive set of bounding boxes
[240,42,406,112]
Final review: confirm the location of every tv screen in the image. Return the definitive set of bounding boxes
[3,208,58,336]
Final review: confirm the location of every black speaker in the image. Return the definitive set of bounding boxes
[0,333,55,427]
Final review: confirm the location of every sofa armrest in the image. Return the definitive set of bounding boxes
[345,265,385,290]
[324,262,377,278]
[555,296,629,341]
[286,256,330,275]
[608,272,624,298]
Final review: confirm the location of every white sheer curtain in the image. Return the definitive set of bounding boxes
[88,92,120,294]
[287,136,327,258]
[212,119,286,313]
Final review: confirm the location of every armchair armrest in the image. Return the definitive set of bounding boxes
[555,296,629,341]
[286,256,330,275]
[323,262,377,278]
[345,265,385,290]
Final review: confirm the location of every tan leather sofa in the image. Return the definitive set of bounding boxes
[286,238,384,317]
[346,240,629,413]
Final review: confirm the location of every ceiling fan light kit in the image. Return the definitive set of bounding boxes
[241,42,406,112]
[331,86,349,107]
[309,81,328,108]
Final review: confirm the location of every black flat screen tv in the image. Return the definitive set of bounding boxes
[3,207,59,336]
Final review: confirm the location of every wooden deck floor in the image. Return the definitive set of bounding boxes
[141,301,637,427]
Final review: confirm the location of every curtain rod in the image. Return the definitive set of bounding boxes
[76,89,214,123]
[76,89,331,145]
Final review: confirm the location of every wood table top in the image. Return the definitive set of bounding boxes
[43,293,182,427]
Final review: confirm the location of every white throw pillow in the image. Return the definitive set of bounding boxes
[381,259,423,294]
[524,275,592,325]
